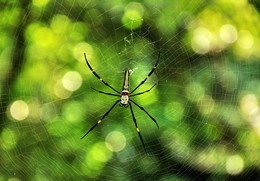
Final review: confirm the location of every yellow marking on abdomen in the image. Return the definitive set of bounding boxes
[98,120,102,124]
[146,76,149,79]
[136,128,140,132]
[100,78,103,81]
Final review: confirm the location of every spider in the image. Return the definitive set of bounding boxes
[81,52,160,152]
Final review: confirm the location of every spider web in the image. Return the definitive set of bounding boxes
[1,0,260,180]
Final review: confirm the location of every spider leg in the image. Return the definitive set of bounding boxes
[81,99,120,139]
[84,53,120,94]
[130,51,160,94]
[91,88,120,97]
[129,102,147,153]
[130,83,157,97]
[129,99,159,128]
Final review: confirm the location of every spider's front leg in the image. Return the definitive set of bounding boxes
[91,88,120,97]
[84,53,120,94]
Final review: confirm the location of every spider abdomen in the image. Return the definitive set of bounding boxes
[120,95,129,106]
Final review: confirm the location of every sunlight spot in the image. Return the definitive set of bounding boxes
[33,0,49,7]
[240,94,258,116]
[237,30,254,50]
[250,110,260,136]
[62,101,84,123]
[121,2,144,30]
[82,143,110,178]
[33,27,55,48]
[125,2,144,17]
[62,71,82,92]
[164,102,184,122]
[10,100,29,121]
[91,142,112,162]
[191,27,211,54]
[219,24,237,43]
[226,155,244,175]
[54,80,72,99]
[105,131,126,152]
[51,14,70,32]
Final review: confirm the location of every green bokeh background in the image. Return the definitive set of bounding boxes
[1,0,260,180]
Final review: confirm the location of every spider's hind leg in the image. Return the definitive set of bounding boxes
[130,99,159,128]
[129,102,147,152]
[81,99,120,139]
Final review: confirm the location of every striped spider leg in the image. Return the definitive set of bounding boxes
[82,52,160,152]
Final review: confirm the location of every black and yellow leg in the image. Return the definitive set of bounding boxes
[129,102,147,152]
[130,51,160,94]
[130,99,159,128]
[81,99,120,139]
[91,88,120,97]
[130,83,157,97]
[84,53,120,94]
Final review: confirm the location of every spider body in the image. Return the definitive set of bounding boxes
[82,52,160,152]
[120,70,130,107]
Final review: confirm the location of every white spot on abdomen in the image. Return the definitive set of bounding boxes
[121,95,129,105]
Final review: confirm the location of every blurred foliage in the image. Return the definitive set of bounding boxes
[1,0,260,180]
